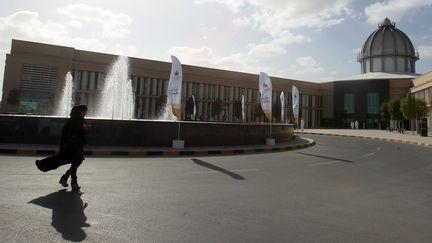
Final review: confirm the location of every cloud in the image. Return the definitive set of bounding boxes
[189,0,352,80]
[265,30,311,48]
[0,11,68,40]
[352,48,361,54]
[0,8,139,100]
[0,10,137,55]
[247,42,286,58]
[212,53,262,73]
[168,44,275,75]
[291,56,324,75]
[168,46,216,64]
[198,0,351,32]
[418,45,432,59]
[57,4,132,38]
[364,0,432,25]
[169,36,291,74]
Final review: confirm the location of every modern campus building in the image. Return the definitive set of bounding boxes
[411,71,432,130]
[1,18,429,129]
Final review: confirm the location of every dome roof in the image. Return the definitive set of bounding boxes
[358,18,419,74]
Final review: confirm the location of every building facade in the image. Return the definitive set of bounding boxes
[411,72,432,130]
[330,17,420,129]
[1,19,426,129]
[1,39,323,127]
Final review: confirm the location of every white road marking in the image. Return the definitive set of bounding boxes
[361,152,375,158]
[187,168,259,174]
[308,160,341,167]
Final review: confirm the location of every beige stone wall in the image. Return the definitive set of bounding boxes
[389,79,413,99]
[5,39,429,129]
[1,54,22,112]
[1,39,326,124]
[411,72,432,131]
[411,71,432,93]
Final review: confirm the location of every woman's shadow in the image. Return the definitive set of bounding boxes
[28,189,90,242]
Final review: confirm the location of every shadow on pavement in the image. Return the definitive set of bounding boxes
[28,189,90,242]
[297,152,354,163]
[192,158,245,180]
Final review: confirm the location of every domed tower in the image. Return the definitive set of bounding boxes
[358,17,419,74]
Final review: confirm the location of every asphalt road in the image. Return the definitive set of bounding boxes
[1,135,432,242]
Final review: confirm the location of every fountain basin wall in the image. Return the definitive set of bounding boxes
[0,115,294,147]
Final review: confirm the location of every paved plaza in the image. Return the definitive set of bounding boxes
[297,128,432,147]
[1,132,432,242]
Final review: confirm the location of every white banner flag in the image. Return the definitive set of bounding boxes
[168,56,182,120]
[280,91,285,123]
[292,85,299,125]
[241,94,245,122]
[191,95,196,120]
[259,72,272,121]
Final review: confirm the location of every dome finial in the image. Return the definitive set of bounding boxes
[379,17,395,28]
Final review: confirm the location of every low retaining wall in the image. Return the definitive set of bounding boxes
[0,115,294,147]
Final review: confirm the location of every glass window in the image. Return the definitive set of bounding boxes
[163,80,168,96]
[89,72,95,91]
[97,72,105,90]
[73,71,81,91]
[144,78,150,95]
[81,71,88,90]
[152,78,158,95]
[198,84,204,99]
[157,78,162,95]
[367,93,379,114]
[344,93,355,114]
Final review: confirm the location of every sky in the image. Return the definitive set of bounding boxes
[1,0,432,100]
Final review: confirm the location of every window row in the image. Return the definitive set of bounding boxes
[344,93,380,114]
[72,69,323,109]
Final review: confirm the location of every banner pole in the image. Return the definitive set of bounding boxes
[177,120,181,140]
[270,120,272,139]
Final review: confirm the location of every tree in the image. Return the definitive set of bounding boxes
[388,99,404,131]
[401,96,430,133]
[400,95,416,133]
[380,100,390,129]
[415,99,430,130]
[7,88,20,105]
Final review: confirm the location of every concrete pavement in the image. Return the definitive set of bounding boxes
[1,128,431,158]
[297,129,432,147]
[0,137,315,157]
[1,135,432,242]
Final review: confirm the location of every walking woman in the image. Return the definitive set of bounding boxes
[58,105,88,191]
[35,105,88,191]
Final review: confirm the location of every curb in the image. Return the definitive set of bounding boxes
[0,138,315,157]
[299,132,432,148]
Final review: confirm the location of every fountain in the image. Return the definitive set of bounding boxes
[0,56,294,148]
[54,72,74,117]
[92,56,134,119]
[157,102,177,121]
